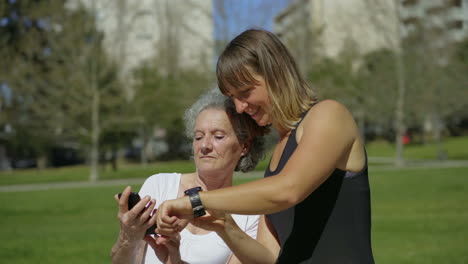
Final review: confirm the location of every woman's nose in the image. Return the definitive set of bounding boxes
[233,98,248,113]
[201,137,213,153]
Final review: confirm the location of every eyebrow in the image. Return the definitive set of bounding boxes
[194,129,227,134]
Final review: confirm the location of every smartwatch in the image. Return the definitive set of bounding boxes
[184,187,206,218]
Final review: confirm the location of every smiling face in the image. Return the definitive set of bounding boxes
[192,108,246,174]
[228,72,272,127]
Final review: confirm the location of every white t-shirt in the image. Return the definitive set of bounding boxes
[139,173,259,264]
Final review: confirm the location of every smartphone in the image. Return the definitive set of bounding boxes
[118,192,157,235]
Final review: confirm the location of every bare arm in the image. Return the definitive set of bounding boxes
[111,239,146,264]
[156,101,359,234]
[190,213,278,264]
[222,215,279,264]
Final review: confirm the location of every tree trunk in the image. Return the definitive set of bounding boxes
[356,107,366,143]
[90,84,100,182]
[139,126,148,167]
[394,1,405,167]
[433,113,446,160]
[36,155,48,171]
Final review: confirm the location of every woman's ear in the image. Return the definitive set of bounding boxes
[241,147,247,156]
[240,141,251,156]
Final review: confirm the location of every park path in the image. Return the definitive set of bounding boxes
[0,171,265,193]
[1,160,467,193]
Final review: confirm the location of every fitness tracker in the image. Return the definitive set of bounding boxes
[184,186,206,218]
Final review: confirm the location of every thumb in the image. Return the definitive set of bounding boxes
[144,235,169,261]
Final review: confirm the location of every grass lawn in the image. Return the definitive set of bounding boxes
[366,135,468,160]
[0,166,467,263]
[370,167,468,264]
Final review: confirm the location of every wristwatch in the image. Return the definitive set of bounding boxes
[184,187,206,218]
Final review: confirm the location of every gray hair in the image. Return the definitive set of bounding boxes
[184,88,268,172]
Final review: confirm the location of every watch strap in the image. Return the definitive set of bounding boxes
[184,187,206,218]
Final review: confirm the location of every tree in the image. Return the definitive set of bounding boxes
[0,1,127,181]
[397,4,468,160]
[131,63,212,164]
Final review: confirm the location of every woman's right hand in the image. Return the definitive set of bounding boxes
[114,186,157,243]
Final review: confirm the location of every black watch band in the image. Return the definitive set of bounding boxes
[184,187,206,218]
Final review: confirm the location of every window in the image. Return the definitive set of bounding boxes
[445,0,462,7]
[448,20,464,29]
[402,0,420,7]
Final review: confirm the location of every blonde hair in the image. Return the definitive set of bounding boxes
[216,29,317,132]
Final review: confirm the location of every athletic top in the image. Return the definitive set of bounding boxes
[265,110,375,264]
[139,173,259,264]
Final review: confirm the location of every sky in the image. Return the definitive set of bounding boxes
[213,0,291,42]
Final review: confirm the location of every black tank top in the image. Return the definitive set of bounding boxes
[265,110,375,264]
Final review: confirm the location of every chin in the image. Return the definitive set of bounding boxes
[256,118,271,127]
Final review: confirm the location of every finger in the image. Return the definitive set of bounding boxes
[143,235,158,250]
[140,199,156,223]
[146,209,158,229]
[173,218,189,232]
[158,209,178,226]
[156,206,177,226]
[155,225,179,237]
[159,235,181,253]
[155,217,178,235]
[117,186,132,212]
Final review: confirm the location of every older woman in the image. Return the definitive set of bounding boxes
[111,88,268,264]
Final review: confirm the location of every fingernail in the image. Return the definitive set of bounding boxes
[152,209,157,215]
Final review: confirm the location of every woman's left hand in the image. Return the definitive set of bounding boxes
[155,198,192,237]
[191,210,229,234]
[144,234,184,264]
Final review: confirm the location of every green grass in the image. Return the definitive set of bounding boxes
[370,167,468,264]
[0,166,467,263]
[366,136,468,160]
[0,185,129,263]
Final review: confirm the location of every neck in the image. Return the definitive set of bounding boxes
[275,125,292,139]
[185,169,234,191]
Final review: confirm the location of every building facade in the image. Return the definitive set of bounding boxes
[68,0,214,83]
[274,0,398,69]
[274,0,468,68]
[400,0,468,43]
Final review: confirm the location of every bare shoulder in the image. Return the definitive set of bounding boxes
[295,99,358,146]
[303,99,355,126]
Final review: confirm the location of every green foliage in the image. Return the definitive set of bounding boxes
[399,20,468,132]
[129,59,214,161]
[359,49,398,126]
[0,1,127,166]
